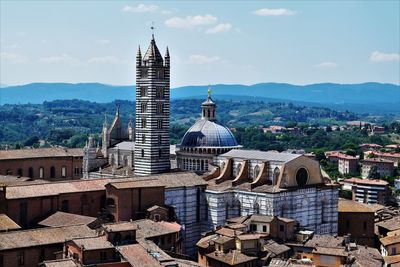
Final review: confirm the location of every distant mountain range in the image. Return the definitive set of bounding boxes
[1,82,399,114]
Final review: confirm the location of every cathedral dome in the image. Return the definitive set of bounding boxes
[180,119,238,147]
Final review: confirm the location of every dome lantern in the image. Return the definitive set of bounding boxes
[202,86,216,121]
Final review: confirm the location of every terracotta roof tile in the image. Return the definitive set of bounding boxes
[0,147,83,160]
[102,221,138,232]
[38,212,98,227]
[135,219,181,239]
[206,250,257,265]
[0,214,20,231]
[380,234,400,246]
[72,236,114,250]
[338,199,375,213]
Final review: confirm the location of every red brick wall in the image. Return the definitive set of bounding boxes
[338,212,375,247]
[0,156,83,180]
[0,244,63,267]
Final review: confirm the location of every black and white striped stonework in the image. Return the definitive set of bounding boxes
[134,36,171,176]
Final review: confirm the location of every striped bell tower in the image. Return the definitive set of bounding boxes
[134,34,170,176]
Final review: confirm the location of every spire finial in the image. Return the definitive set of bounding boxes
[116,104,120,116]
[151,21,155,40]
[208,85,212,97]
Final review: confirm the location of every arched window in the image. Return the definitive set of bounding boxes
[142,134,145,144]
[207,110,210,117]
[273,167,280,185]
[141,102,147,113]
[140,87,148,97]
[296,167,309,187]
[39,167,44,179]
[50,166,55,178]
[158,135,162,145]
[141,149,144,157]
[254,165,260,179]
[141,118,147,128]
[157,119,162,129]
[253,202,260,214]
[156,87,164,98]
[61,166,67,178]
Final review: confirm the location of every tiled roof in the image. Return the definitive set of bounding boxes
[219,149,301,162]
[72,236,114,250]
[312,247,348,257]
[5,178,115,199]
[304,234,344,248]
[0,147,83,160]
[38,212,97,227]
[363,158,394,164]
[0,214,20,231]
[135,219,181,239]
[250,214,275,223]
[236,233,267,241]
[108,178,164,189]
[376,216,400,232]
[0,225,95,251]
[351,246,382,267]
[206,250,257,265]
[338,199,375,213]
[214,235,234,244]
[380,234,400,246]
[118,243,161,267]
[196,234,219,249]
[41,259,78,267]
[384,255,400,265]
[263,240,291,256]
[103,221,138,232]
[215,227,242,238]
[0,175,31,186]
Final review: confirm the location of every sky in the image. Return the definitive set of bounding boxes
[0,1,399,87]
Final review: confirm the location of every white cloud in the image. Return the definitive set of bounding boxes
[122,4,158,13]
[0,52,29,64]
[95,39,111,45]
[165,14,217,29]
[370,51,400,62]
[88,56,122,64]
[254,8,296,16]
[39,54,79,64]
[315,61,338,68]
[206,23,232,34]
[187,54,220,64]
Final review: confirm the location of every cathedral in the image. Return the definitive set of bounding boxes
[83,34,339,254]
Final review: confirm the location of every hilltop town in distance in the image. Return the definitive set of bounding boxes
[1,1,400,267]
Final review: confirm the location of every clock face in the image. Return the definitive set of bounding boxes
[296,167,308,187]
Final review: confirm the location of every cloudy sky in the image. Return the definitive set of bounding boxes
[1,1,399,87]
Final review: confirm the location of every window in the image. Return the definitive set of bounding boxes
[156,87,164,98]
[100,251,107,261]
[142,118,147,128]
[156,70,164,79]
[141,149,144,157]
[254,165,260,179]
[61,200,69,212]
[61,166,67,178]
[141,102,147,113]
[142,134,146,144]
[263,225,267,232]
[18,251,24,266]
[28,167,33,178]
[157,102,163,114]
[159,149,162,158]
[17,168,23,177]
[39,167,44,178]
[250,224,257,232]
[280,225,284,232]
[50,166,55,178]
[295,167,308,186]
[158,135,162,145]
[19,202,28,227]
[140,87,148,97]
[157,119,162,129]
[363,221,367,230]
[39,249,45,262]
[392,247,397,255]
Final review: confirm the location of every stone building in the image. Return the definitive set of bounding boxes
[337,153,359,175]
[176,89,241,173]
[205,150,339,235]
[361,158,394,178]
[134,35,171,176]
[0,147,83,180]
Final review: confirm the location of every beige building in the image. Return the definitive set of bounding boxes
[361,158,394,178]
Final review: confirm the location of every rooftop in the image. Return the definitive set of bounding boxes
[0,214,20,231]
[118,243,162,267]
[214,235,234,244]
[215,227,242,238]
[108,178,164,190]
[0,147,83,160]
[72,236,114,251]
[219,149,301,162]
[363,158,394,164]
[304,234,344,248]
[376,216,400,231]
[40,259,79,267]
[312,247,348,257]
[135,219,181,239]
[206,250,257,265]
[196,234,219,249]
[38,212,98,228]
[236,233,267,241]
[250,214,275,223]
[344,177,389,186]
[103,221,138,232]
[0,225,95,251]
[384,255,400,265]
[263,240,291,256]
[338,199,375,213]
[380,234,400,246]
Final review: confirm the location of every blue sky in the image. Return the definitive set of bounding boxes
[1,1,399,87]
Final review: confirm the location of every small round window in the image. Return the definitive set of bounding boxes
[296,167,308,186]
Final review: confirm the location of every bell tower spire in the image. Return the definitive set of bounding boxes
[202,86,217,121]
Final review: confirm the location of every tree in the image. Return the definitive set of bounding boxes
[368,166,380,179]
